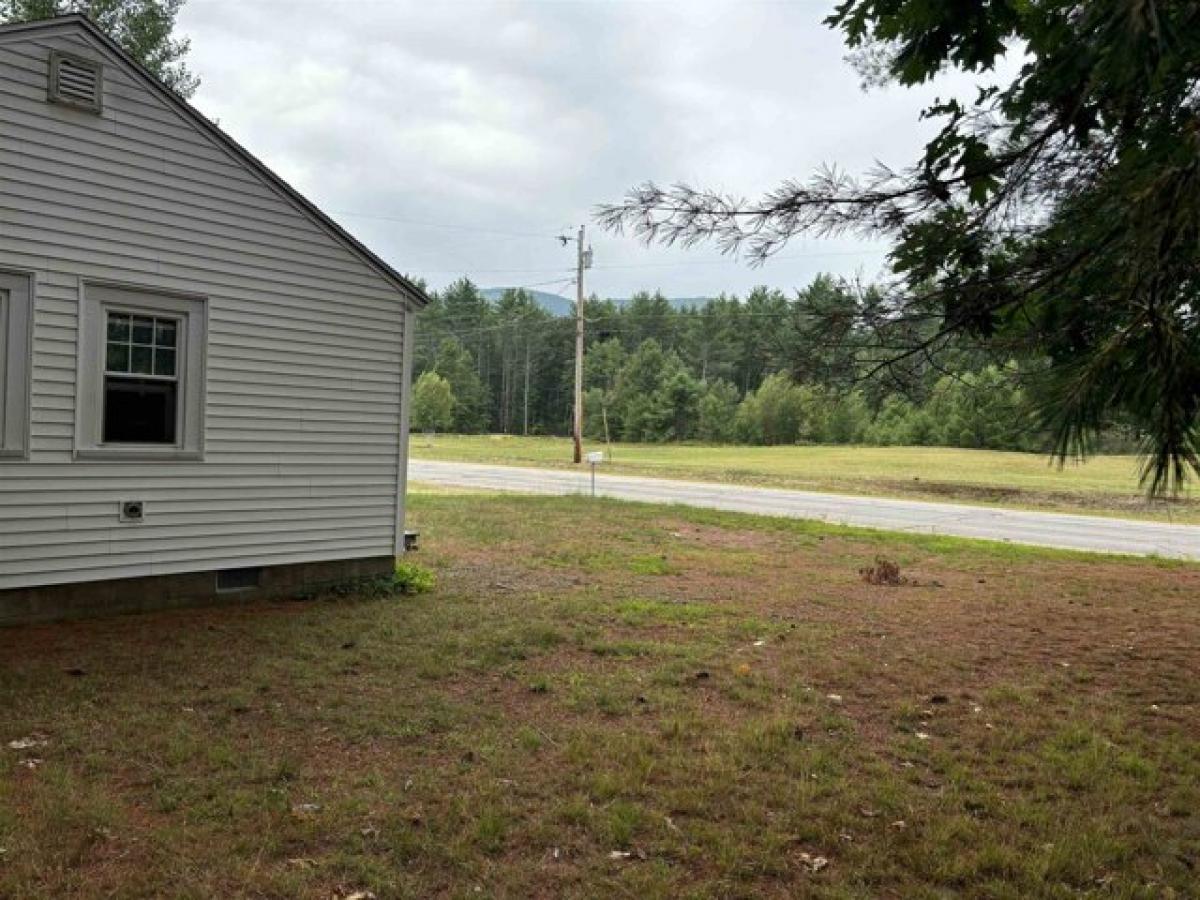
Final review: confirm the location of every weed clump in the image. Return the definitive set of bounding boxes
[393,561,436,595]
[859,557,906,586]
[295,561,437,602]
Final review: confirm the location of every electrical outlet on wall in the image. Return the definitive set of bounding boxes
[119,500,144,523]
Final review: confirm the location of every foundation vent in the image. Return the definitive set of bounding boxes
[216,567,262,593]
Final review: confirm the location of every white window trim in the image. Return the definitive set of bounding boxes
[0,270,34,460]
[75,282,207,461]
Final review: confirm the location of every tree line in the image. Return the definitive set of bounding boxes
[410,276,1139,453]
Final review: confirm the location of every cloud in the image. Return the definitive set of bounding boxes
[178,0,1000,299]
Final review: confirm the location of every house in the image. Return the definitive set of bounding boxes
[0,15,427,624]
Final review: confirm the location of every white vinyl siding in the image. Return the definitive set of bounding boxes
[0,25,412,590]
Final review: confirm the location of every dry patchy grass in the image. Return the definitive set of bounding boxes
[1,494,1198,898]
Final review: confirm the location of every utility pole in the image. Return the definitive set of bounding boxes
[573,225,586,463]
[559,225,592,463]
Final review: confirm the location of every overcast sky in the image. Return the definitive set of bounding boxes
[178,0,987,300]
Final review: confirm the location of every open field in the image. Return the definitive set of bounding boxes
[2,492,1198,897]
[411,435,1200,523]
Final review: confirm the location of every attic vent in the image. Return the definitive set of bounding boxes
[48,50,103,113]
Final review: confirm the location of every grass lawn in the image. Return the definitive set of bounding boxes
[2,492,1199,897]
[411,434,1200,523]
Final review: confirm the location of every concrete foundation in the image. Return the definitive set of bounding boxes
[0,555,395,626]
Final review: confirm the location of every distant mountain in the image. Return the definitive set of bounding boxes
[647,297,710,310]
[481,288,711,316]
[479,288,575,316]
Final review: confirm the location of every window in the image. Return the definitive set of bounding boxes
[76,284,207,460]
[0,271,33,460]
[103,313,179,444]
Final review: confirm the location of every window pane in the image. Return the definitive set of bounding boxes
[103,377,177,444]
[155,319,177,349]
[130,345,153,374]
[106,342,130,372]
[153,347,176,377]
[107,313,130,342]
[131,316,154,345]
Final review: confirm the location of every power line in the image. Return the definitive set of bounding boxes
[413,305,840,349]
[412,277,578,346]
[589,248,883,270]
[417,291,851,346]
[413,309,560,346]
[330,210,565,240]
[405,247,885,278]
[332,205,885,270]
[407,265,578,276]
[479,276,578,292]
[585,308,804,323]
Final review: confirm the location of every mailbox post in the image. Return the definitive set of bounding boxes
[586,450,604,497]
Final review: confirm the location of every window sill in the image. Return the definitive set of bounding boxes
[74,447,203,462]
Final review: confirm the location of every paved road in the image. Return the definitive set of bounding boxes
[410,459,1200,560]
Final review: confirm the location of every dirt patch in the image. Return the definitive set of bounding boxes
[877,476,1200,517]
[661,521,789,552]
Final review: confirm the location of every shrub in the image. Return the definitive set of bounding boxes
[735,372,804,445]
[798,385,870,444]
[393,561,436,595]
[411,371,456,433]
[863,395,928,446]
[696,379,740,442]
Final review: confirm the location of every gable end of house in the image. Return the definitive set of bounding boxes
[0,14,429,310]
